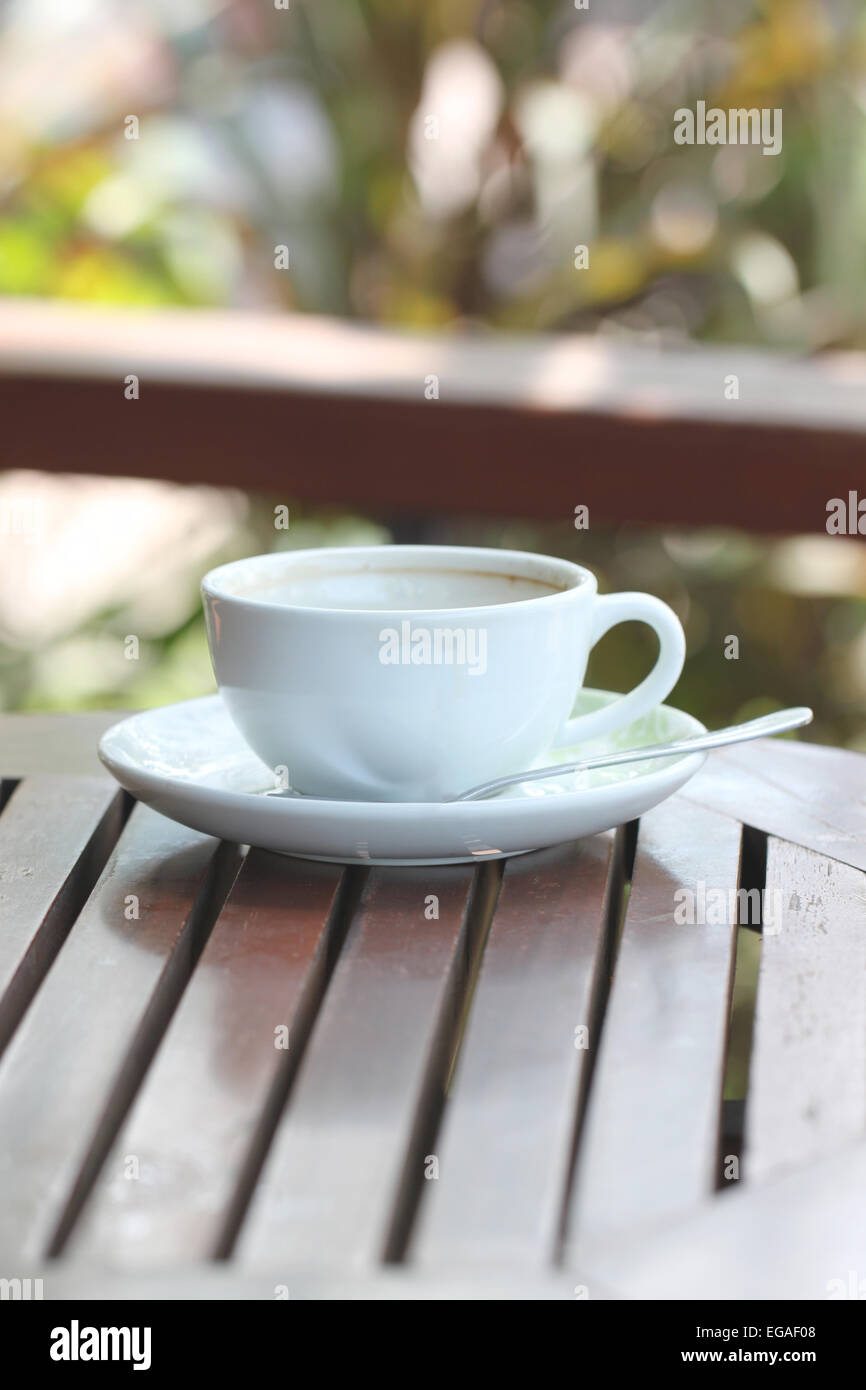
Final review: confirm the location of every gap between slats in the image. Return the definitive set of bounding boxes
[552,823,635,1261]
[89,830,632,1271]
[0,778,132,1063]
[63,849,357,1267]
[47,839,246,1255]
[562,800,746,1267]
[0,777,19,812]
[233,862,502,1268]
[0,805,246,1261]
[402,830,632,1272]
[213,864,369,1258]
[717,824,767,1186]
[380,861,503,1262]
[67,855,489,1269]
[220,833,631,1271]
[561,815,852,1283]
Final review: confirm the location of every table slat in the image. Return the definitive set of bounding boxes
[28,1259,596,1301]
[590,1138,866,1301]
[745,838,866,1182]
[0,776,125,1057]
[564,797,741,1258]
[411,836,617,1267]
[683,738,866,873]
[66,849,347,1265]
[0,713,123,778]
[237,865,487,1268]
[0,805,228,1259]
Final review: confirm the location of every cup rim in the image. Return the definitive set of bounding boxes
[201,545,595,618]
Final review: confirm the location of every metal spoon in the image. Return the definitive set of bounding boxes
[453,706,813,803]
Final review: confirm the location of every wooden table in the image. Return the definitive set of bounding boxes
[1,712,865,1301]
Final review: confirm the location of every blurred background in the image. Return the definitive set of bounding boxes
[0,0,865,750]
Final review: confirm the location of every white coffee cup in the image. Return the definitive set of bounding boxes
[201,544,685,802]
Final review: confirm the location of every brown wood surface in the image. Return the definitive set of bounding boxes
[682,738,866,874]
[0,805,232,1259]
[564,798,741,1258]
[0,715,864,1298]
[0,711,125,778]
[237,864,494,1267]
[744,838,866,1183]
[2,298,864,532]
[66,850,347,1265]
[584,1138,866,1301]
[0,776,125,1058]
[25,1260,603,1301]
[411,835,619,1267]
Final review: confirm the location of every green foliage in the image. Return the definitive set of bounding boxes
[0,2,863,738]
[0,1,862,342]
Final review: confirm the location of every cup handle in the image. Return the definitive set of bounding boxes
[554,592,686,748]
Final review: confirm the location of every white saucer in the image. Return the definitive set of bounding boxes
[98,691,707,866]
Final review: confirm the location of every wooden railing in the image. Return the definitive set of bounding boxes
[1,296,864,533]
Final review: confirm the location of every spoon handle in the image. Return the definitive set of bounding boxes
[454,707,813,803]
